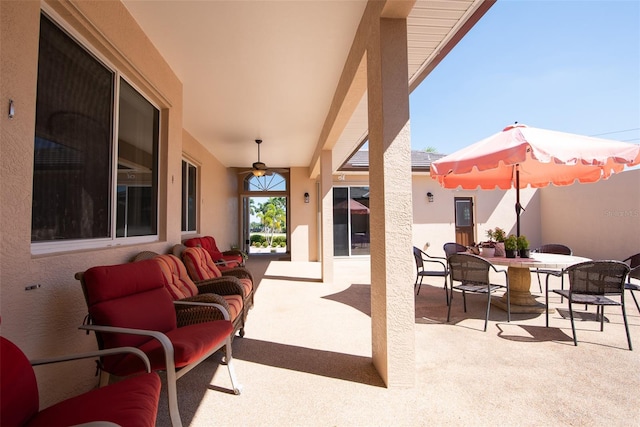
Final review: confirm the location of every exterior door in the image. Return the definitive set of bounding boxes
[454,197,474,246]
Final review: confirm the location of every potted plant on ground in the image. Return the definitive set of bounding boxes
[517,235,530,258]
[504,234,518,258]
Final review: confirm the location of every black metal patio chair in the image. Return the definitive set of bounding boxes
[622,252,640,313]
[446,253,510,332]
[413,246,449,305]
[531,243,572,293]
[546,260,632,350]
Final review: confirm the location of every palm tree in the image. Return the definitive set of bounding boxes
[256,197,286,246]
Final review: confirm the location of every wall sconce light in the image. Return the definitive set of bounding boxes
[304,192,310,203]
[426,192,434,203]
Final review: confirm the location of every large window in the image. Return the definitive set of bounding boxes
[181,160,197,232]
[32,13,158,251]
[333,186,370,256]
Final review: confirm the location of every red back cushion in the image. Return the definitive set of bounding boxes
[82,260,177,350]
[153,254,199,299]
[184,236,223,260]
[1,337,39,426]
[182,247,222,281]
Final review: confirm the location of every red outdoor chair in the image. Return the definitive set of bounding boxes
[76,259,241,427]
[182,246,256,310]
[183,236,245,270]
[153,253,247,337]
[1,334,160,427]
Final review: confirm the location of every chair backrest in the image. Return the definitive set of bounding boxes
[412,246,424,270]
[443,242,467,258]
[184,236,223,260]
[623,253,640,281]
[182,246,223,281]
[1,336,39,426]
[153,254,200,299]
[533,244,572,255]
[566,260,630,295]
[448,253,490,285]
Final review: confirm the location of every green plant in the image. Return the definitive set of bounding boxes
[504,235,517,251]
[486,227,506,242]
[272,235,287,245]
[516,235,529,250]
[250,234,266,245]
[492,227,506,242]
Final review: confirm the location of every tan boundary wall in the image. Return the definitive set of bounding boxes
[540,168,640,261]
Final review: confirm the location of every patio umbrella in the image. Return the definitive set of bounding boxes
[334,198,370,215]
[430,123,640,236]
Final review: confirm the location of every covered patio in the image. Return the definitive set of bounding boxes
[2,1,638,423]
[153,255,640,426]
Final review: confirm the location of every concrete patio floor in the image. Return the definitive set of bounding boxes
[155,255,640,426]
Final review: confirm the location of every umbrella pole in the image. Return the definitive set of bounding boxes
[515,165,521,238]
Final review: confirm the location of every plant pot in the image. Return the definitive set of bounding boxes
[519,249,530,258]
[481,247,495,258]
[505,249,517,258]
[494,242,505,257]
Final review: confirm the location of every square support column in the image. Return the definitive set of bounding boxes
[320,150,334,283]
[367,17,415,387]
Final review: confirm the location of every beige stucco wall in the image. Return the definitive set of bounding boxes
[410,174,540,257]
[540,168,640,260]
[0,0,201,407]
[289,167,318,261]
[181,130,239,250]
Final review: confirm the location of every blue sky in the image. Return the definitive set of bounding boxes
[409,0,640,155]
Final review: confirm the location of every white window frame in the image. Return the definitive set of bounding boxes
[31,7,161,255]
[181,158,199,234]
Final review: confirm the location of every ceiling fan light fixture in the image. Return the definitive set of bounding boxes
[252,169,266,177]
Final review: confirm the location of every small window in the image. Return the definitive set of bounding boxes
[244,172,287,192]
[181,159,198,232]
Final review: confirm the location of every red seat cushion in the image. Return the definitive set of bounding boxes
[0,337,39,427]
[153,254,199,299]
[182,248,252,298]
[222,294,243,321]
[238,278,253,298]
[182,247,223,280]
[1,336,161,427]
[27,373,161,427]
[108,320,234,376]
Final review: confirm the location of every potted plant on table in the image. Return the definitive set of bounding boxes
[491,227,506,257]
[517,235,530,258]
[480,229,497,257]
[504,234,518,258]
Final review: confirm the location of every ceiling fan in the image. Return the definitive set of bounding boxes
[240,139,288,177]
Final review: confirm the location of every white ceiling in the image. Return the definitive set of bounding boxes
[121,0,490,173]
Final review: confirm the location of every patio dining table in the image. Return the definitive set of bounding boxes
[485,253,591,314]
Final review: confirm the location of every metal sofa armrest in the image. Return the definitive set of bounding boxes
[30,347,152,373]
